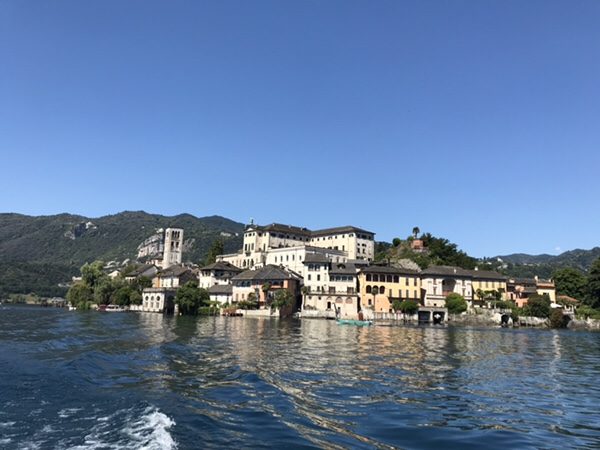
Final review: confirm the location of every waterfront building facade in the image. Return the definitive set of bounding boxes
[198,261,242,289]
[231,265,301,309]
[301,255,360,318]
[358,266,421,313]
[141,287,176,313]
[420,266,473,308]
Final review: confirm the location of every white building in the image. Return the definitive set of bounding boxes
[141,288,176,313]
[198,261,242,289]
[420,266,473,308]
[218,222,374,272]
[302,254,360,319]
[208,284,233,305]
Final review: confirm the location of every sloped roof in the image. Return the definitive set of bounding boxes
[329,263,358,275]
[126,264,157,277]
[303,253,330,264]
[311,226,374,237]
[232,265,301,282]
[420,266,472,277]
[200,261,242,272]
[360,265,420,276]
[158,265,191,278]
[468,270,507,281]
[208,284,233,295]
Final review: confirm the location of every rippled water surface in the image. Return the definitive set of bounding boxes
[1,305,600,449]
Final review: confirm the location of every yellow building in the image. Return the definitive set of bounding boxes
[358,266,421,313]
[469,270,508,304]
[535,277,557,303]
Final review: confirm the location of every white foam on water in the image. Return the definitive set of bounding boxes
[123,407,177,450]
[0,421,15,428]
[0,438,12,445]
[58,408,83,418]
[68,406,177,450]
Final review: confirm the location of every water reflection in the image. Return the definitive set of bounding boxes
[2,307,600,449]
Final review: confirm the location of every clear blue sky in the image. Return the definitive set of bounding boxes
[1,0,599,258]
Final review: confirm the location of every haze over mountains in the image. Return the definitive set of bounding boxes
[495,248,600,273]
[0,211,598,297]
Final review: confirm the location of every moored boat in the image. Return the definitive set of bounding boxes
[104,305,127,312]
[336,319,372,326]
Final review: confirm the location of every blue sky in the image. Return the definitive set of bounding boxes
[1,0,599,258]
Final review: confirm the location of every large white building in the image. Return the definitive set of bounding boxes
[218,222,375,274]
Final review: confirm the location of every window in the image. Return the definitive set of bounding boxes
[366,274,372,282]
[373,274,379,282]
[387,275,393,283]
[317,275,320,281]
[366,286,372,294]
[393,275,399,283]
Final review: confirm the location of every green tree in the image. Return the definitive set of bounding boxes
[112,284,133,306]
[261,282,271,304]
[129,290,143,305]
[585,258,600,309]
[412,227,420,239]
[94,278,116,305]
[175,281,210,315]
[392,238,401,247]
[553,267,587,300]
[398,300,419,315]
[205,239,224,265]
[66,282,93,309]
[446,293,467,314]
[392,299,402,312]
[81,261,106,288]
[476,288,485,303]
[270,289,294,310]
[525,294,551,318]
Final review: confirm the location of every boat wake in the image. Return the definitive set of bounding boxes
[68,405,177,450]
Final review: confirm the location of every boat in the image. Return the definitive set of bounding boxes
[104,305,127,312]
[336,319,372,326]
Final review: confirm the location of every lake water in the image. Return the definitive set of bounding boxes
[1,305,599,449]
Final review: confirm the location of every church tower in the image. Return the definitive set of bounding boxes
[162,228,184,268]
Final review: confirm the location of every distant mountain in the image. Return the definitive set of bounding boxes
[496,247,600,274]
[0,211,245,297]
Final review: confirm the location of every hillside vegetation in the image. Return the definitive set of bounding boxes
[0,211,244,297]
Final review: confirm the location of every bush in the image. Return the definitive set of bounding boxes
[446,293,467,314]
[575,305,600,320]
[549,309,569,328]
[494,300,510,309]
[398,300,419,315]
[526,294,551,318]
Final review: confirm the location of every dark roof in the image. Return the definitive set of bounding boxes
[232,265,301,282]
[246,223,374,238]
[360,265,420,276]
[158,265,191,278]
[329,263,358,275]
[420,266,472,277]
[126,264,157,277]
[247,223,311,237]
[303,253,330,264]
[311,226,374,237]
[208,284,233,295]
[468,270,507,281]
[200,261,242,272]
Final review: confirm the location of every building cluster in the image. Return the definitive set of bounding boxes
[131,222,557,320]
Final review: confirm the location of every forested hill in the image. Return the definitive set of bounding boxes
[496,247,600,274]
[0,211,244,297]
